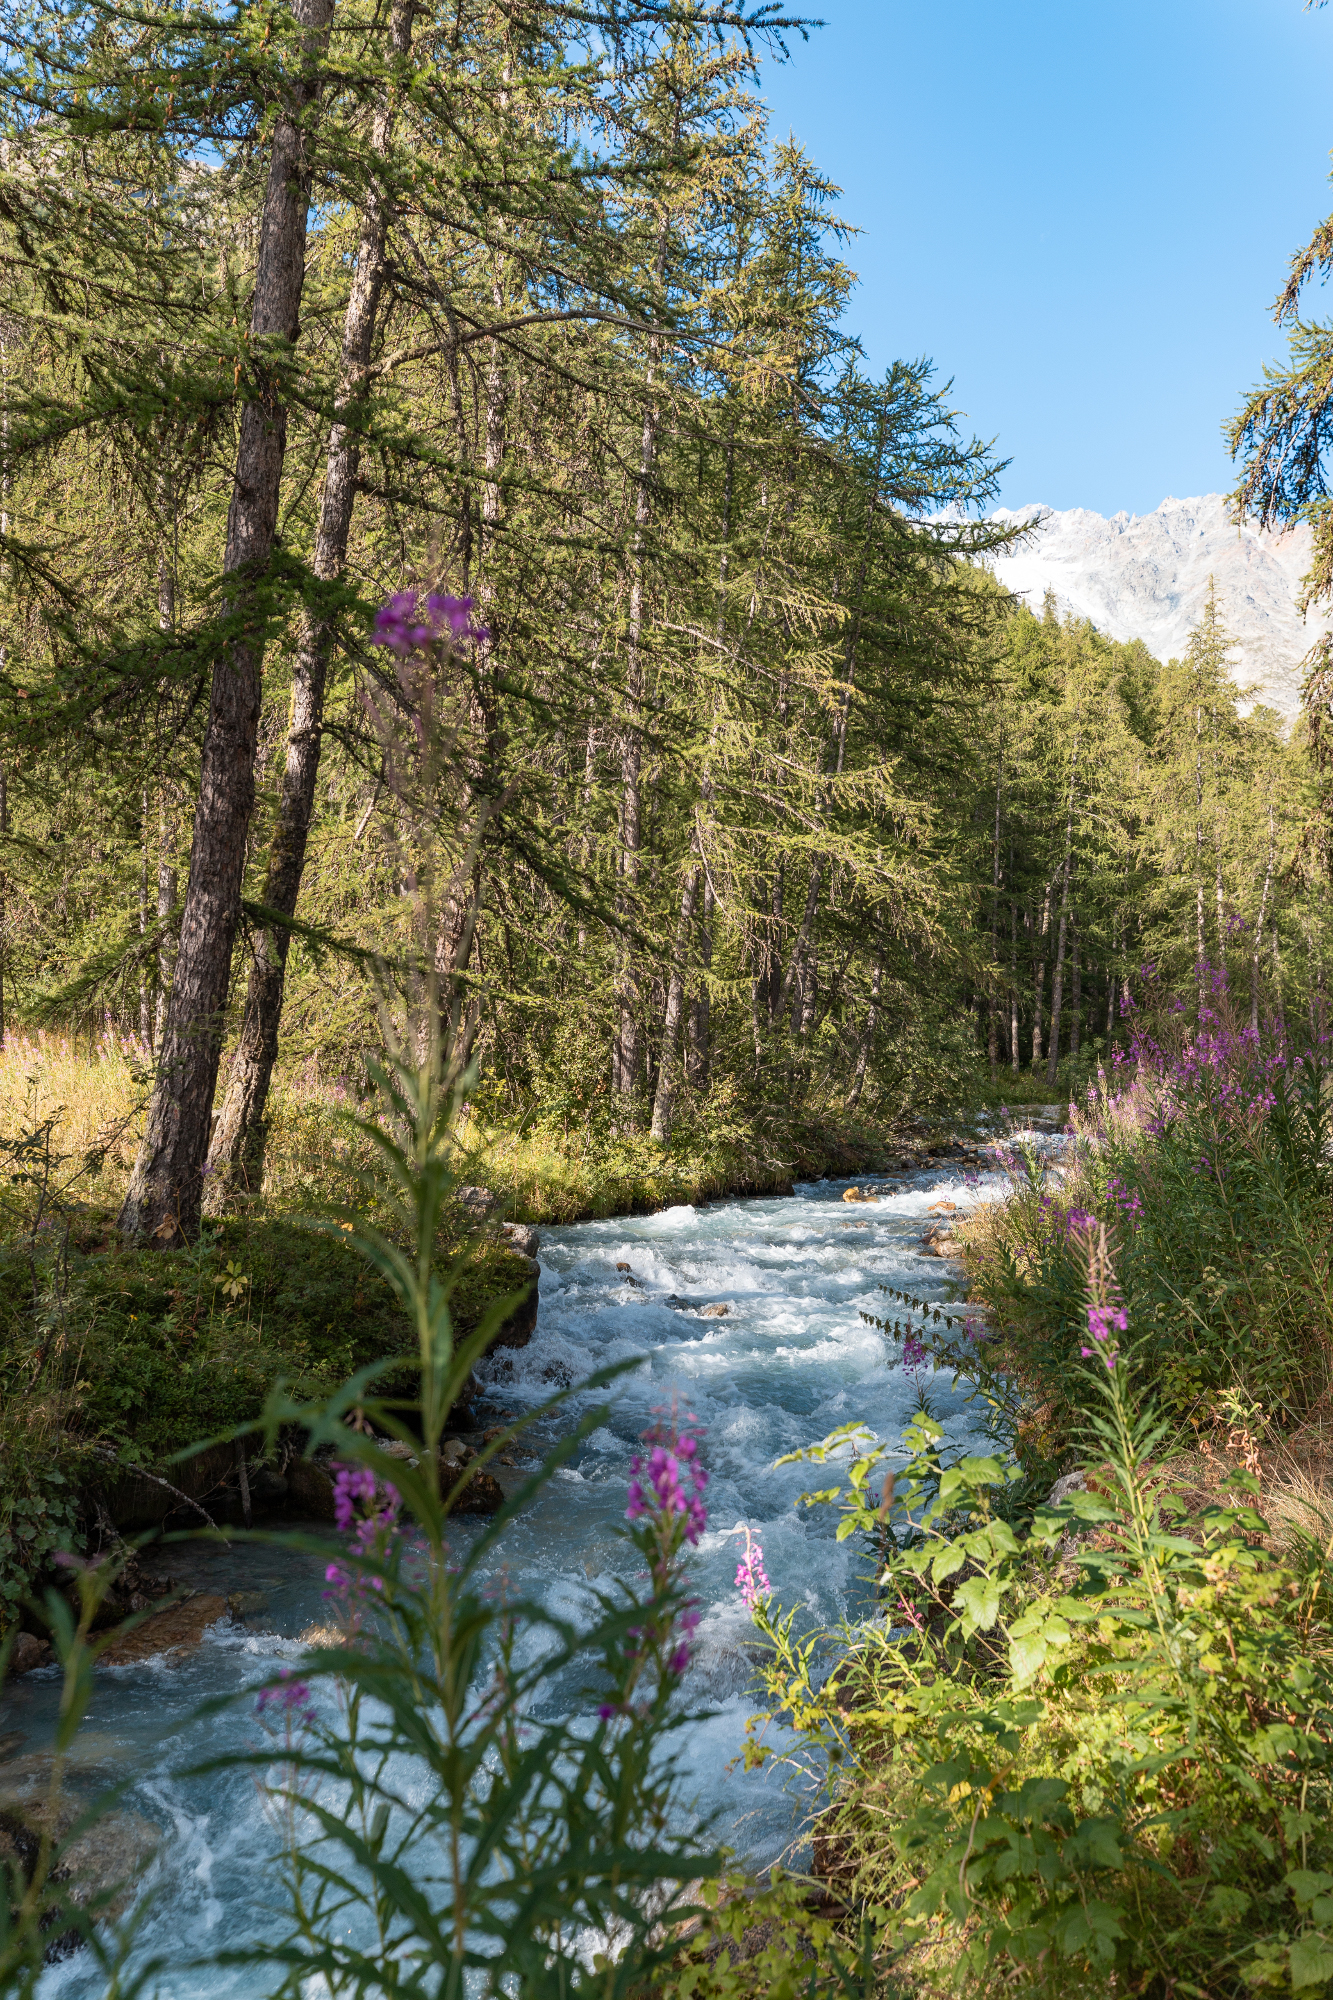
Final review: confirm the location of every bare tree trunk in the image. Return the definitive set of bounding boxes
[138,788,152,1043]
[205,0,409,1207]
[688,873,713,1086]
[1032,882,1052,1067]
[154,522,179,1050]
[846,952,881,1110]
[1272,918,1285,1036]
[0,314,12,1049]
[988,746,1003,1078]
[1009,884,1020,1075]
[120,0,333,1246]
[1045,777,1079,1090]
[649,862,703,1143]
[613,218,670,1102]
[1070,920,1081,1057]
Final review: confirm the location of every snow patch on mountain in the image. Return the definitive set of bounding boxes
[985,494,1328,717]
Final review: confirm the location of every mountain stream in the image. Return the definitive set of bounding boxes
[4,1132,1063,1995]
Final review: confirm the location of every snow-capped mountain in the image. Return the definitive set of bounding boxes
[986,494,1328,717]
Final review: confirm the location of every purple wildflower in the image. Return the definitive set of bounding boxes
[370,590,486,657]
[626,1435,708,1546]
[732,1529,771,1609]
[256,1668,317,1729]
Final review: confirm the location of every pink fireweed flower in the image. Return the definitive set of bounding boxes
[370,590,486,656]
[256,1668,316,1728]
[324,1462,401,1612]
[625,1434,708,1546]
[1082,1299,1128,1370]
[730,1525,771,1609]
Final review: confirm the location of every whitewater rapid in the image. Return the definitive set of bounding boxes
[11,1156,1028,1996]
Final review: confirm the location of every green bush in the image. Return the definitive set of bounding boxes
[742,1352,1333,1997]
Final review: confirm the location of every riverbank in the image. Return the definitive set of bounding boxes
[737,1020,1333,1998]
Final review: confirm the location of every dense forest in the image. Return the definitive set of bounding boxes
[16,3,1333,1997]
[0,0,1323,1247]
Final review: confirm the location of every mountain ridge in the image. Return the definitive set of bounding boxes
[985,493,1327,716]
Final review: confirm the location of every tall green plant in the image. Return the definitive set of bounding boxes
[736,1264,1333,1996]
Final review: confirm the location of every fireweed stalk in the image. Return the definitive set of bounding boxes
[602,1415,709,1718]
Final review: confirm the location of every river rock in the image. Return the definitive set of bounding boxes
[1045,1470,1087,1506]
[4,1634,52,1680]
[700,1303,730,1318]
[96,1594,228,1666]
[456,1185,497,1217]
[438,1439,503,1514]
[503,1222,541,1259]
[0,1787,160,1958]
[920,1227,961,1258]
[226,1591,270,1623]
[928,1200,957,1214]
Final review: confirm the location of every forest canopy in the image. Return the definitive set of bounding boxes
[0,0,1322,1238]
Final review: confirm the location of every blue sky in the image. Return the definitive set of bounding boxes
[758,0,1333,516]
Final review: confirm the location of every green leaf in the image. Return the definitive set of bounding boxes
[1290,1935,1333,1990]
[1065,1817,1124,1871]
[953,1574,1001,1631]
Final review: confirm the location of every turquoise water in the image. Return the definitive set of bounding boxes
[6,1146,1043,1995]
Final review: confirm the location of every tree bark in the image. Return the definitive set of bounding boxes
[612,217,669,1100]
[846,953,881,1110]
[1032,882,1052,1067]
[205,0,408,1207]
[120,0,333,1245]
[688,872,713,1086]
[1045,737,1080,1089]
[649,861,703,1143]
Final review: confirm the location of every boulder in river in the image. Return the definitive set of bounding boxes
[4,1634,51,1680]
[920,1226,961,1258]
[95,1594,228,1666]
[488,1257,540,1348]
[0,1776,160,1961]
[503,1222,541,1259]
[699,1303,731,1318]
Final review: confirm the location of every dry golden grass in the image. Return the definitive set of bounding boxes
[0,1028,146,1208]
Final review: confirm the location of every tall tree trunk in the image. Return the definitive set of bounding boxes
[1009,880,1020,1075]
[119,0,333,1245]
[138,788,151,1043]
[846,952,881,1110]
[1045,739,1079,1090]
[612,217,669,1100]
[649,862,703,1143]
[987,746,1003,1079]
[1070,919,1081,1057]
[1032,881,1052,1067]
[205,0,409,1206]
[154,514,179,1050]
[0,315,11,1049]
[688,873,713,1086]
